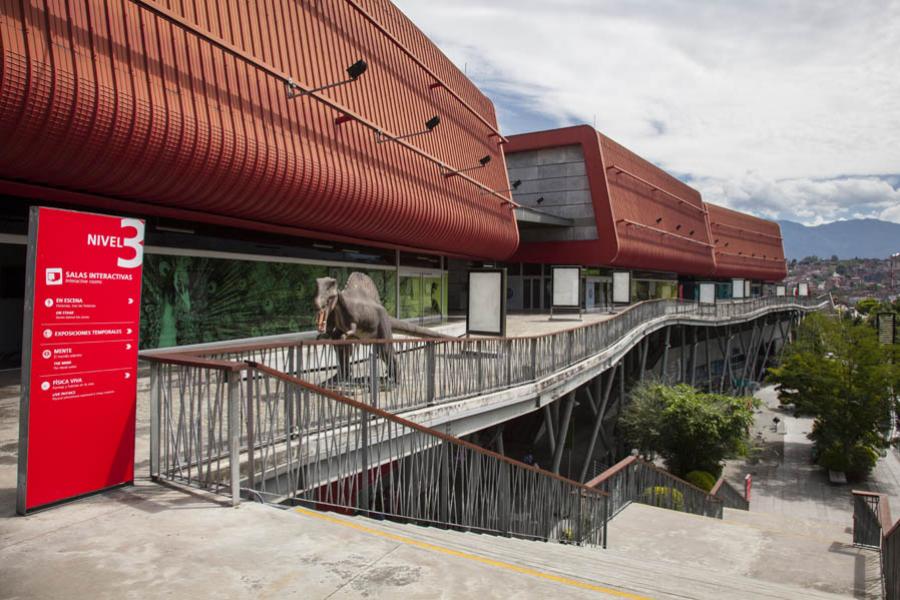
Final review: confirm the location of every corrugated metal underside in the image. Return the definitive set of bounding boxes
[0,0,518,259]
[707,203,787,281]
[507,125,717,277]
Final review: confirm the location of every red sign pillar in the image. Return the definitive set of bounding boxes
[17,207,144,514]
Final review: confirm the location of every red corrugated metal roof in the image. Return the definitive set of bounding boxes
[506,125,717,276]
[707,203,787,281]
[506,125,787,281]
[0,0,518,259]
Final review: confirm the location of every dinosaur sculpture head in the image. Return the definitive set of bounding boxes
[314,277,339,333]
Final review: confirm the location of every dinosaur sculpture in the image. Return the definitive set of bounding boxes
[314,272,451,382]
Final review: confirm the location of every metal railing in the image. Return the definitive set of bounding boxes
[853,491,884,549]
[585,456,723,520]
[145,354,610,548]
[885,521,900,600]
[852,490,899,599]
[711,476,749,510]
[146,296,827,420]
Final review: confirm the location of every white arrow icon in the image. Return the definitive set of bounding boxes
[126,328,133,335]
[125,343,132,350]
[128,298,134,305]
[124,372,131,379]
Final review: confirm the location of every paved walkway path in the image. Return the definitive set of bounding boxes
[723,385,900,525]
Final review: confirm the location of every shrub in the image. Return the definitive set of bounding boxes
[684,470,717,492]
[818,442,879,480]
[621,382,757,477]
[641,486,685,511]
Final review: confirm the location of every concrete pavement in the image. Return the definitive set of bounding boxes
[0,375,893,599]
[721,385,900,524]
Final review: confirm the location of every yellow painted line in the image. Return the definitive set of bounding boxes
[294,507,650,599]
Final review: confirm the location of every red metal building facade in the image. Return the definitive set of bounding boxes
[0,0,518,260]
[506,125,786,282]
[707,203,787,281]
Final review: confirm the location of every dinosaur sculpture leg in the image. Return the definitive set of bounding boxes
[321,313,351,383]
[378,313,399,383]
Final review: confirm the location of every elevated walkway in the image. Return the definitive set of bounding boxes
[140,296,829,512]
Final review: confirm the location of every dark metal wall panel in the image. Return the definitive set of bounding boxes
[504,126,618,265]
[708,203,787,281]
[0,0,518,260]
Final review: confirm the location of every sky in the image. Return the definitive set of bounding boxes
[394,0,900,226]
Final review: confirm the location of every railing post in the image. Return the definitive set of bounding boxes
[359,401,370,513]
[602,482,609,549]
[476,340,483,389]
[506,339,512,388]
[575,489,583,545]
[369,347,380,409]
[426,341,436,405]
[285,346,296,494]
[530,338,538,379]
[227,369,241,507]
[246,368,256,490]
[439,441,450,526]
[499,462,511,536]
[149,362,161,480]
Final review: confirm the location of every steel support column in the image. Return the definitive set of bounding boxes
[579,363,619,482]
[661,326,671,383]
[551,392,576,474]
[720,330,733,393]
[705,327,713,392]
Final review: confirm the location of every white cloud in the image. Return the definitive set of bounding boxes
[394,0,900,224]
[695,174,900,225]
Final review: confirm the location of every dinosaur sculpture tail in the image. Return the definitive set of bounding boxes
[388,317,456,339]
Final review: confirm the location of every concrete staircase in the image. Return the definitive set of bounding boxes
[289,501,881,599]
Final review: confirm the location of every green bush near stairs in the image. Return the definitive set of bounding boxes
[684,470,717,492]
[641,486,685,511]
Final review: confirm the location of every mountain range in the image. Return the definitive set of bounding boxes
[777,218,900,260]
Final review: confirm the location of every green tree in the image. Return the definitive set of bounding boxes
[856,298,882,315]
[620,383,757,477]
[769,313,900,479]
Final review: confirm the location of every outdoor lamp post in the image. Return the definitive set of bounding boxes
[891,252,900,292]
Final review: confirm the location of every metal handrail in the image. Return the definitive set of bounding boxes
[147,353,609,547]
[141,295,829,421]
[852,490,899,597]
[615,219,714,248]
[249,361,608,498]
[710,476,749,510]
[586,456,723,520]
[605,164,708,216]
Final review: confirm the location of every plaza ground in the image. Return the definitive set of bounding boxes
[0,367,891,598]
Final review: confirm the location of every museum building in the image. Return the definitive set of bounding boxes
[0,0,786,370]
